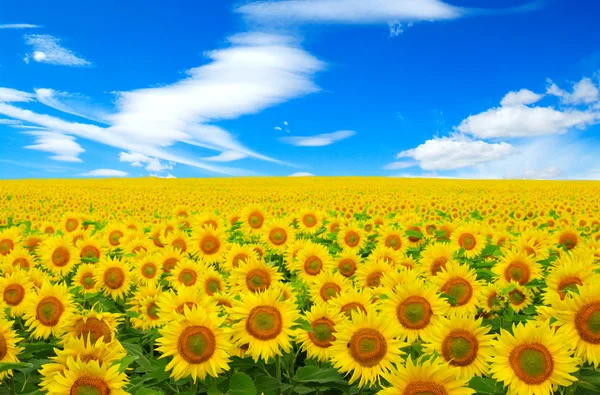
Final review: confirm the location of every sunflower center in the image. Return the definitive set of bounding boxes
[70,376,110,395]
[108,230,123,246]
[431,257,448,276]
[36,296,65,326]
[66,219,79,232]
[3,284,25,306]
[308,318,336,348]
[304,256,323,276]
[147,303,160,320]
[246,305,283,340]
[397,296,432,330]
[557,277,583,300]
[103,267,125,289]
[338,259,357,277]
[559,233,578,250]
[201,236,220,255]
[74,317,112,343]
[178,326,216,364]
[82,273,95,289]
[171,238,187,252]
[509,289,526,305]
[319,282,341,301]
[341,302,367,318]
[248,212,265,229]
[441,277,473,306]
[178,269,197,287]
[52,246,70,267]
[366,272,383,287]
[232,254,249,268]
[204,220,219,229]
[142,263,157,278]
[81,245,100,260]
[0,239,15,255]
[487,292,501,310]
[162,258,178,273]
[459,233,476,250]
[344,231,360,247]
[269,228,287,245]
[504,262,531,285]
[509,343,553,385]
[302,214,317,228]
[407,227,422,243]
[385,235,401,250]
[575,301,600,344]
[176,302,197,315]
[0,333,6,360]
[206,278,221,295]
[404,381,448,395]
[441,329,479,366]
[348,328,387,367]
[246,269,271,292]
[12,257,30,269]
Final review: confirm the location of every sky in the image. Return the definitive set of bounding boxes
[1,0,600,180]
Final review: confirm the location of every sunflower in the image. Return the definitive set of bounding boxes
[489,321,578,395]
[0,227,21,256]
[228,288,299,362]
[229,257,283,293]
[39,235,78,277]
[380,267,420,293]
[515,230,552,261]
[335,248,362,278]
[76,236,106,263]
[198,265,226,296]
[420,242,454,277]
[191,225,227,264]
[337,222,367,251]
[421,314,494,379]
[162,229,191,253]
[132,252,162,286]
[493,248,542,286]
[544,253,599,303]
[296,304,345,362]
[23,282,75,339]
[328,288,375,319]
[157,305,230,381]
[504,281,534,313]
[380,281,448,343]
[66,308,122,344]
[3,246,35,270]
[240,205,267,235]
[355,259,393,290]
[168,259,203,289]
[309,271,350,303]
[129,284,164,330]
[102,222,127,249]
[297,209,323,234]
[556,226,583,252]
[157,287,218,321]
[553,284,600,367]
[404,223,426,248]
[451,224,485,259]
[432,262,482,315]
[0,270,33,317]
[293,242,334,283]
[377,226,408,253]
[123,236,153,256]
[262,218,295,253]
[223,244,259,272]
[330,306,406,388]
[158,246,185,274]
[379,356,475,395]
[194,211,223,231]
[0,316,23,380]
[93,257,133,300]
[478,283,505,314]
[284,239,309,272]
[45,357,129,395]
[61,212,82,233]
[368,245,405,267]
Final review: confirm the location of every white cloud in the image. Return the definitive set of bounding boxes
[202,151,248,162]
[0,88,34,103]
[24,131,84,162]
[151,173,177,179]
[35,88,109,123]
[236,0,462,24]
[23,34,90,66]
[0,24,40,29]
[500,89,544,106]
[80,169,128,177]
[457,104,599,138]
[546,77,599,105]
[513,166,563,180]
[119,152,173,173]
[274,126,282,131]
[289,172,315,177]
[0,118,22,125]
[397,136,519,170]
[279,130,355,146]
[382,161,416,170]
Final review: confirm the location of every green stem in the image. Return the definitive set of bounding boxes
[276,355,282,395]
[9,376,15,395]
[191,381,198,393]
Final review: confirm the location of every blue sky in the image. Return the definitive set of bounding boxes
[1,0,600,179]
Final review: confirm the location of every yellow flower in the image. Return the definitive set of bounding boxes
[262,218,296,253]
[337,221,367,251]
[39,235,78,277]
[45,357,129,395]
[66,307,122,344]
[494,248,542,286]
[420,242,454,277]
[0,270,33,317]
[0,316,23,380]
[24,282,75,339]
[191,225,227,264]
[296,304,345,362]
[0,227,21,256]
[335,248,362,278]
[451,224,485,259]
[293,242,334,283]
[432,261,482,315]
[229,257,283,293]
[168,258,204,289]
[309,271,350,303]
[93,257,133,300]
[71,264,99,294]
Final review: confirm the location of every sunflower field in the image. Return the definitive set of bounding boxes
[1,177,600,395]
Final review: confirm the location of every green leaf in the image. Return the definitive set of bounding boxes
[122,342,152,371]
[228,372,257,395]
[292,366,347,384]
[0,362,34,374]
[439,292,458,306]
[468,377,497,394]
[405,230,423,239]
[136,389,165,395]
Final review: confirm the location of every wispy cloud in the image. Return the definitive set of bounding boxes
[0,88,34,103]
[35,88,109,123]
[24,131,84,162]
[279,130,355,146]
[0,24,40,29]
[382,161,416,170]
[289,172,315,177]
[80,169,128,177]
[23,34,90,66]
[202,151,248,162]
